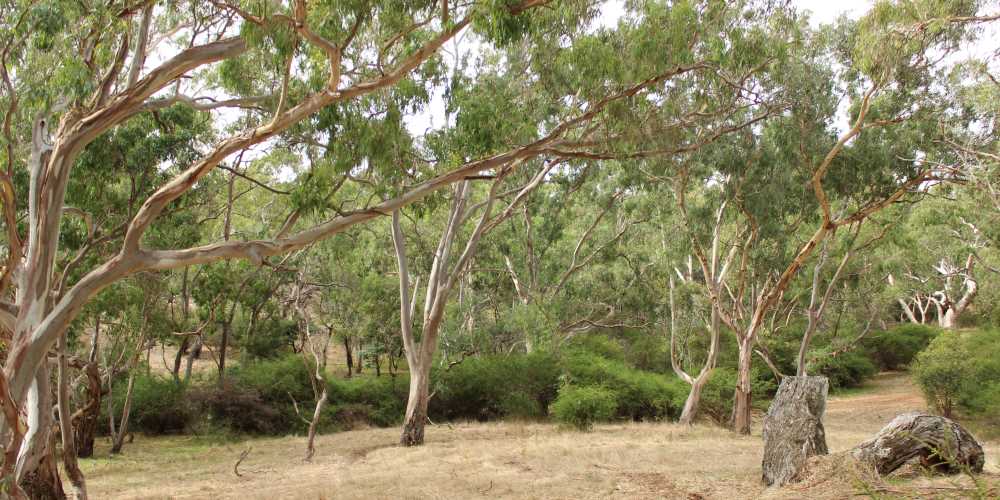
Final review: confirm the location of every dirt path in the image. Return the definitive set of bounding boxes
[76,373,999,499]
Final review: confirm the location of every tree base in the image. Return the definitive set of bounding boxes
[19,470,67,500]
[762,376,829,486]
[400,417,426,447]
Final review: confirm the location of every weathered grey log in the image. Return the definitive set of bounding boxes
[762,376,829,486]
[851,412,985,475]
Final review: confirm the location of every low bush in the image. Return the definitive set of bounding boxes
[328,374,409,427]
[810,350,878,390]
[698,367,777,424]
[550,385,617,431]
[863,324,939,370]
[561,352,686,421]
[565,334,626,362]
[106,373,192,435]
[912,329,1000,418]
[189,382,287,434]
[429,352,560,421]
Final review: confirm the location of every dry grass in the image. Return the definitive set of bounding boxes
[73,373,1000,499]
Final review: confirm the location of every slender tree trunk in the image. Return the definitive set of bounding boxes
[184,337,202,383]
[57,335,87,499]
[218,321,231,385]
[343,336,353,378]
[110,372,136,454]
[172,336,189,384]
[733,337,754,435]
[400,362,431,447]
[305,386,328,461]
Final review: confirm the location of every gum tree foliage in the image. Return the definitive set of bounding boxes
[0,0,633,495]
[0,0,992,496]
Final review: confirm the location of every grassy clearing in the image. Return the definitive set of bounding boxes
[72,373,1000,499]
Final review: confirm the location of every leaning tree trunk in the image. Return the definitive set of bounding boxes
[732,337,754,435]
[110,372,137,455]
[305,386,328,462]
[762,376,829,486]
[678,375,710,426]
[400,362,431,447]
[851,412,985,475]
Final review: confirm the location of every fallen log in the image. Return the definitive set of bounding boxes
[851,412,985,475]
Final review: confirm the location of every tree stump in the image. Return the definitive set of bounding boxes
[851,412,985,475]
[762,376,830,486]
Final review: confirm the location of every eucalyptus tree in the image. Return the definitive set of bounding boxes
[490,170,646,352]
[659,1,990,434]
[0,0,637,494]
[887,189,996,328]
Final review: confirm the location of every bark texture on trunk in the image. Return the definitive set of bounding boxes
[761,376,829,486]
[57,336,87,499]
[678,377,707,426]
[343,336,353,378]
[851,412,984,475]
[400,367,430,447]
[16,367,65,499]
[19,452,65,500]
[732,339,753,435]
[305,387,328,461]
[69,355,102,459]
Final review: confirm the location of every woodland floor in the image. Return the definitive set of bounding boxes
[72,372,1000,499]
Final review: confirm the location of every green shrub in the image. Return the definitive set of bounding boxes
[328,374,409,427]
[912,333,972,417]
[565,334,626,362]
[622,334,669,373]
[959,330,1000,417]
[697,367,777,424]
[913,330,1000,418]
[699,369,734,424]
[107,373,192,435]
[199,354,316,434]
[550,385,618,431]
[230,354,314,405]
[809,351,877,390]
[863,324,939,370]
[561,352,686,421]
[189,382,287,434]
[429,352,560,421]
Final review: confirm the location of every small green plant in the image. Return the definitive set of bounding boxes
[912,334,969,417]
[550,385,618,431]
[912,330,1000,420]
